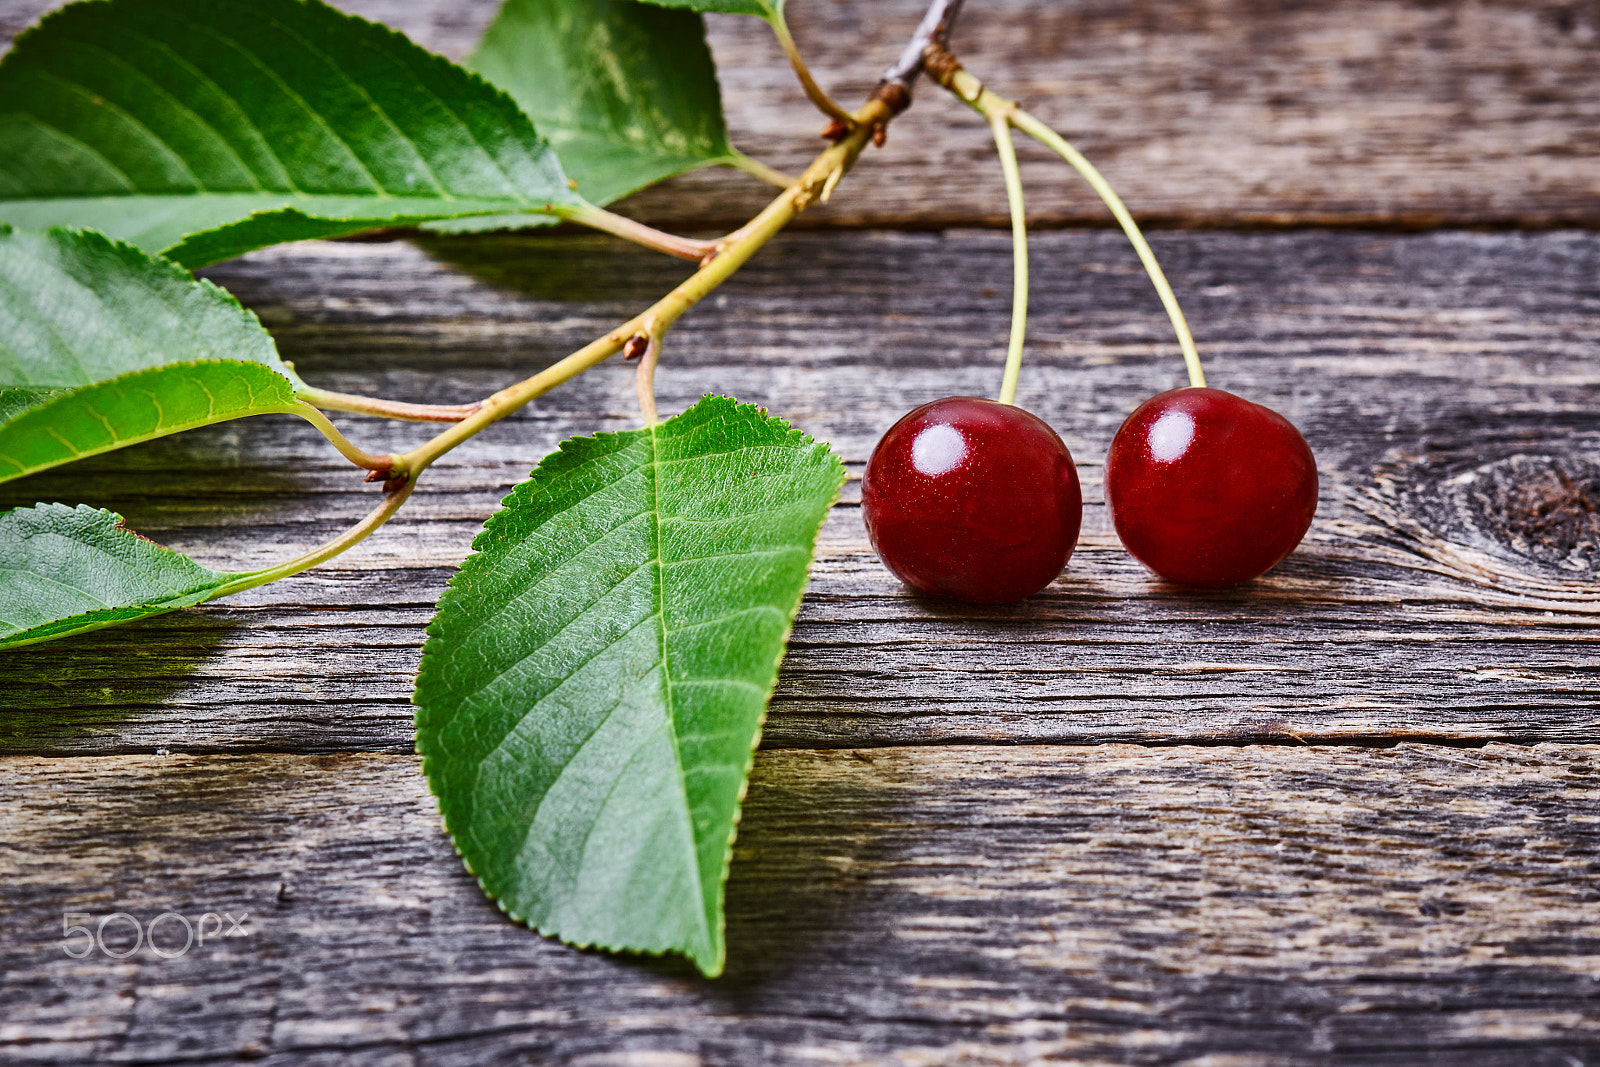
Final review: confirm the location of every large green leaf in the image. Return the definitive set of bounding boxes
[0,502,243,649]
[470,0,738,206]
[0,0,585,267]
[414,395,844,976]
[0,225,305,483]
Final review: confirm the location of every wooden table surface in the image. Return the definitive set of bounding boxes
[2,1,1598,1063]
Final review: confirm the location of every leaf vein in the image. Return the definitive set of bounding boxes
[32,68,204,190]
[181,19,384,194]
[7,111,138,191]
[69,36,270,192]
[119,22,297,191]
[265,21,451,199]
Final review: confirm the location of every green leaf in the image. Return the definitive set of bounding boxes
[0,0,585,267]
[469,0,738,207]
[0,502,241,649]
[414,395,844,976]
[0,225,304,483]
[0,386,56,424]
[0,361,300,484]
[635,0,782,19]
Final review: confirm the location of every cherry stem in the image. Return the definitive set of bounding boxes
[770,15,857,128]
[987,104,1030,406]
[1008,108,1205,389]
[297,386,479,423]
[728,152,797,190]
[291,401,399,474]
[928,50,1207,390]
[555,203,718,262]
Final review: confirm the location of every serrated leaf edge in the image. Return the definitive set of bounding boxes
[0,501,238,650]
[2,0,589,264]
[0,358,304,484]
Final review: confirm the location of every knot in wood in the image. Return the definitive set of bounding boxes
[1448,455,1600,575]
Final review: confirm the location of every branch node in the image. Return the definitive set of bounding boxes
[622,334,650,361]
[922,42,965,90]
[878,0,967,96]
[869,81,913,119]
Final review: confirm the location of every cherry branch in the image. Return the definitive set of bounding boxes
[394,107,891,484]
[250,10,963,586]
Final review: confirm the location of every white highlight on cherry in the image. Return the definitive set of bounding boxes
[911,423,967,476]
[1148,410,1195,463]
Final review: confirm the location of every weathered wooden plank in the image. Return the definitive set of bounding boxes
[2,0,1599,228]
[3,229,1596,753]
[1,743,1597,1064]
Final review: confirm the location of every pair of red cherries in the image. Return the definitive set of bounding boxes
[862,388,1318,601]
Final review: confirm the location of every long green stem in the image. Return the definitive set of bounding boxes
[394,104,888,482]
[988,105,1029,406]
[771,16,856,127]
[932,55,1207,390]
[297,385,479,423]
[555,203,717,261]
[204,482,415,601]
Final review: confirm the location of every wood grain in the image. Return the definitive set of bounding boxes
[2,229,1595,754]
[3,2,1597,1058]
[2,0,1599,228]
[3,743,1598,1065]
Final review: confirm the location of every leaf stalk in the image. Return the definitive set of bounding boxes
[291,401,399,474]
[556,203,718,261]
[727,152,798,190]
[297,386,480,423]
[770,16,856,128]
[629,320,667,428]
[204,480,416,602]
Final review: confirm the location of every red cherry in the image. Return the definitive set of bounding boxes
[862,397,1083,602]
[1104,387,1317,587]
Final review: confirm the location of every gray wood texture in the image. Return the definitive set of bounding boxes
[5,744,1600,1065]
[3,0,1599,229]
[2,0,1599,1062]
